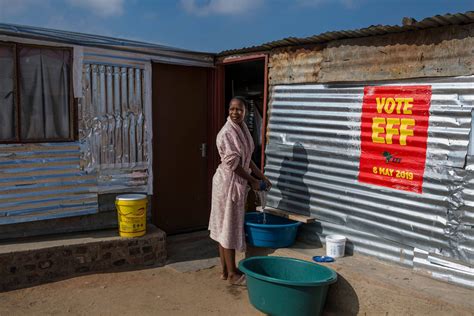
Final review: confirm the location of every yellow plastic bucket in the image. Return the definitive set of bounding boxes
[115,194,147,238]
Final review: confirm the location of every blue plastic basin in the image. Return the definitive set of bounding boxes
[245,212,302,248]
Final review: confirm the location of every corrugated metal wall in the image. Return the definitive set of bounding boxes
[265,75,474,287]
[0,33,210,234]
[0,61,151,227]
[80,63,149,194]
[0,143,98,225]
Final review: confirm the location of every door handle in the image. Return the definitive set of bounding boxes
[200,143,207,158]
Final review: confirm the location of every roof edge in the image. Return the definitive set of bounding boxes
[0,22,214,57]
[218,11,474,56]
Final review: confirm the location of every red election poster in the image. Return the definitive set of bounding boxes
[358,85,432,193]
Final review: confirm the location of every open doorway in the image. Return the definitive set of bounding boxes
[219,57,267,210]
[223,59,266,169]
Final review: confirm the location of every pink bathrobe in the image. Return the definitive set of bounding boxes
[209,117,255,252]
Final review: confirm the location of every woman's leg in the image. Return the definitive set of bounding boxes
[222,246,244,284]
[218,244,228,280]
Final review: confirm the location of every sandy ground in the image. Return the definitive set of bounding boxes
[1,231,472,316]
[0,265,259,316]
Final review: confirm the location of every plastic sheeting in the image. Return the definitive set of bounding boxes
[19,46,71,140]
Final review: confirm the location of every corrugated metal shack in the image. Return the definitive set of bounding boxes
[218,12,474,288]
[0,24,213,239]
[1,11,473,290]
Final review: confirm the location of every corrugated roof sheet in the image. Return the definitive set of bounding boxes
[2,11,472,57]
[219,11,474,56]
[0,23,211,56]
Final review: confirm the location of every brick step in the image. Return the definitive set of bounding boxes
[0,225,166,292]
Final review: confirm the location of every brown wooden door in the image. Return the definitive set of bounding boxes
[152,63,209,234]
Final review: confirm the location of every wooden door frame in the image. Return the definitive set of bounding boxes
[212,54,269,172]
[207,66,222,209]
[151,62,211,233]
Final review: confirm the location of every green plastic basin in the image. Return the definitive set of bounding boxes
[239,256,337,316]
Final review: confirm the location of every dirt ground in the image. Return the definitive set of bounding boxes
[1,231,472,316]
[0,265,259,316]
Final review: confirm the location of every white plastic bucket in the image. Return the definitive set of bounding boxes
[326,235,347,258]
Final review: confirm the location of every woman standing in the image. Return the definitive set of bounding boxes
[208,97,271,285]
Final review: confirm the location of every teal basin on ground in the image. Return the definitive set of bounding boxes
[239,256,337,316]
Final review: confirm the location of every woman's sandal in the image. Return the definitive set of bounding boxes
[220,273,228,280]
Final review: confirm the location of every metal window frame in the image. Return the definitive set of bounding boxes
[0,42,75,144]
[0,42,18,142]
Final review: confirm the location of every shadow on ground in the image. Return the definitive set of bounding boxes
[324,273,359,316]
[166,230,221,273]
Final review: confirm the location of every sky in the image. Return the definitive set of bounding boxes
[0,0,472,53]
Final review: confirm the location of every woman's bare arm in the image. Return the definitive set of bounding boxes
[250,161,272,190]
[250,160,265,180]
[234,164,259,190]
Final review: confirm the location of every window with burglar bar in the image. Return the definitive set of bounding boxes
[0,43,73,142]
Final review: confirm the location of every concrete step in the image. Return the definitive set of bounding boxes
[0,225,166,292]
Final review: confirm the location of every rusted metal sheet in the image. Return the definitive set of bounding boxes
[269,47,322,85]
[0,143,98,225]
[320,24,474,82]
[80,63,150,194]
[220,11,474,56]
[265,24,474,85]
[264,75,474,287]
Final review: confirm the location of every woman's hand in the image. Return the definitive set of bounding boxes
[249,178,260,191]
[263,176,272,191]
